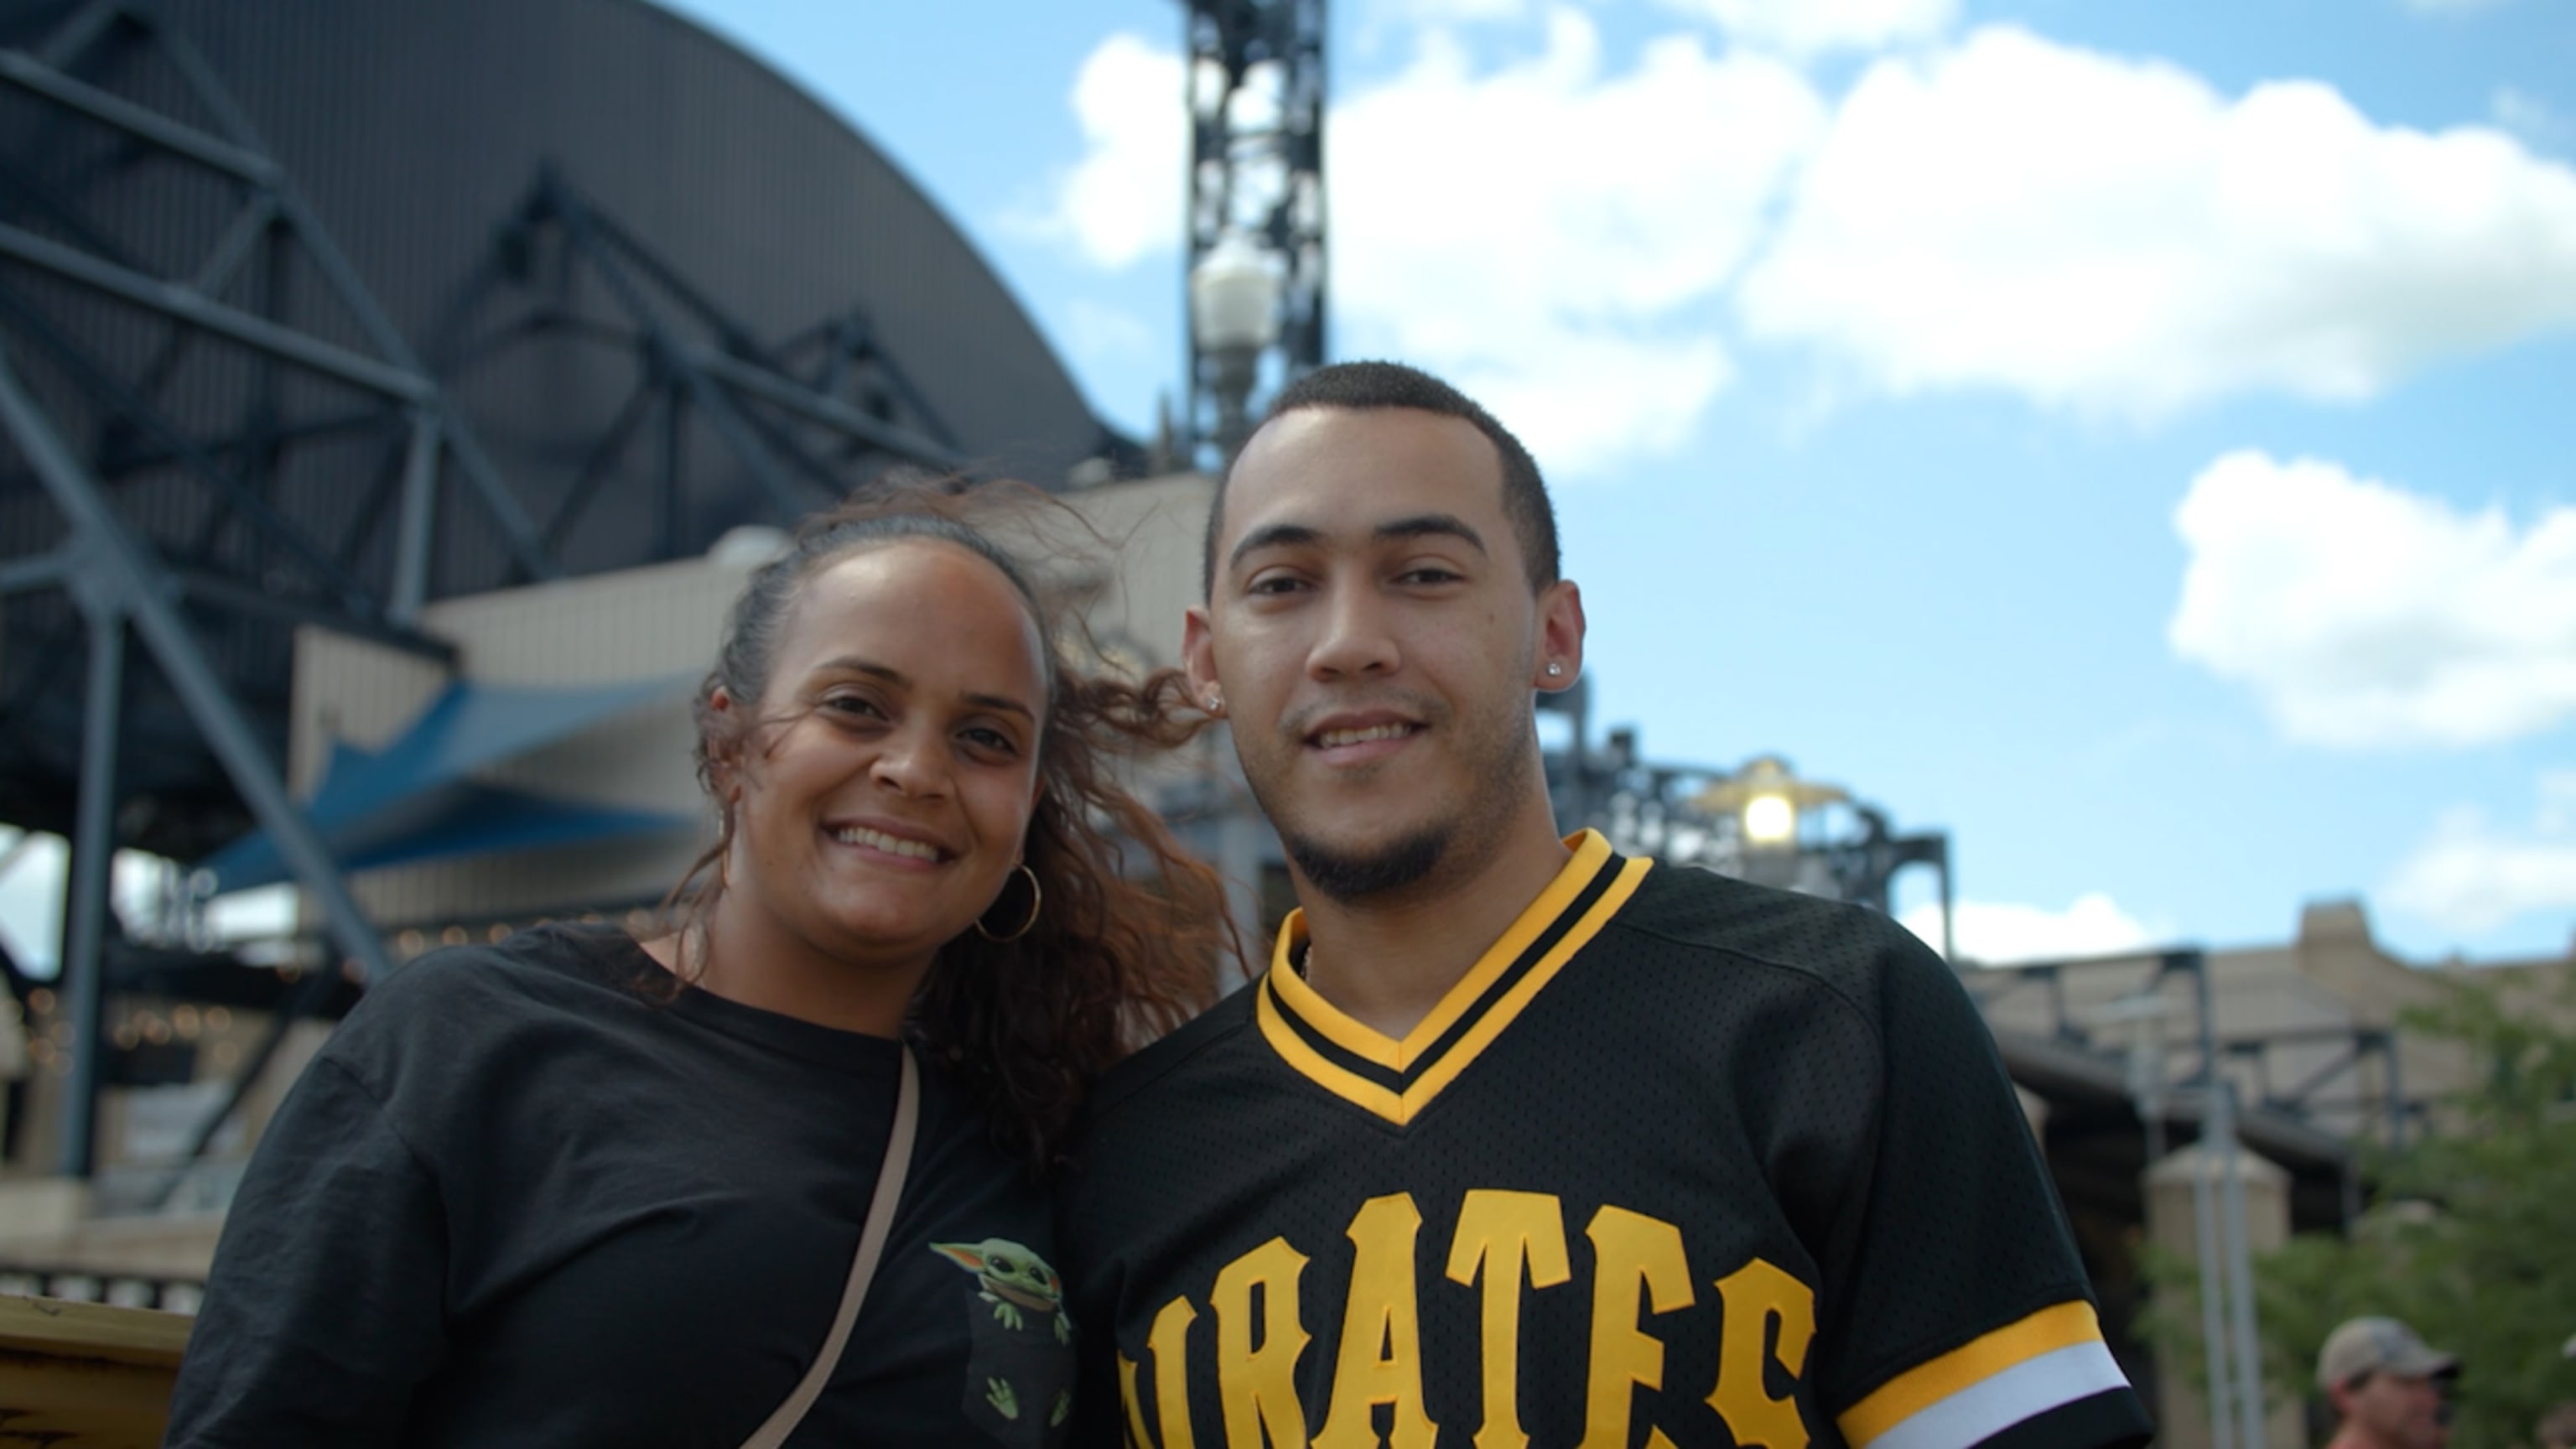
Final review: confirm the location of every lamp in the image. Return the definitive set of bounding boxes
[1692,755,1846,853]
[1190,231,1280,461]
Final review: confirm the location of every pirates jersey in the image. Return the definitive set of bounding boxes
[1060,831,2149,1449]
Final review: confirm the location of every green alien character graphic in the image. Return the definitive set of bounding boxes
[932,1238,1074,1447]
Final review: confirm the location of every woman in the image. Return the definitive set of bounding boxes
[164,481,1227,1446]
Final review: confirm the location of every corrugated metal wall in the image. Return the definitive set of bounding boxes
[0,0,1122,854]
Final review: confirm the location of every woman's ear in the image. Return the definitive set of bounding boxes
[704,687,745,800]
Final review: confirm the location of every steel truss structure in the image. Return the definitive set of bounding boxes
[1183,0,1327,463]
[0,0,527,1178]
[442,167,966,548]
[0,2,989,1187]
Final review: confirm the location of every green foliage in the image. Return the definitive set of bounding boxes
[2142,974,2576,1449]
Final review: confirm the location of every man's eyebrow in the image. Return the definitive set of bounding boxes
[1226,514,1490,572]
[1227,522,1324,573]
[1374,513,1488,555]
[815,658,1036,721]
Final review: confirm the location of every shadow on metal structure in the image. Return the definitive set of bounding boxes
[429,165,969,548]
[0,0,562,1180]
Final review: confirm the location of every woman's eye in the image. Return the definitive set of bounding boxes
[961,726,1019,755]
[822,694,884,721]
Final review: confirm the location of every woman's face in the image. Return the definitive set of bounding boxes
[715,539,1048,979]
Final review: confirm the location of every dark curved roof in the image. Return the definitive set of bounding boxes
[0,0,1127,856]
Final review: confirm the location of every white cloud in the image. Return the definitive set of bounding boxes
[1366,0,1540,23]
[1655,0,1956,58]
[1057,297,1157,366]
[1332,10,1826,475]
[1902,891,2159,964]
[1737,25,2576,418]
[2386,772,2576,935]
[1031,12,1824,477]
[1023,34,1186,272]
[2493,86,2572,153]
[2168,450,2576,749]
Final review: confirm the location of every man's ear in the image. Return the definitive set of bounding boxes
[1182,605,1222,712]
[1531,579,1586,690]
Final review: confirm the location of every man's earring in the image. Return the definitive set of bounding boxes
[1545,662,1564,678]
[1204,688,1224,714]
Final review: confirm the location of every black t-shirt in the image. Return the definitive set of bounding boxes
[1060,832,2152,1449]
[166,924,1075,1448]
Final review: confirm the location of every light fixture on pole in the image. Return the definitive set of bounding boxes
[1189,232,1281,463]
[1693,755,1846,854]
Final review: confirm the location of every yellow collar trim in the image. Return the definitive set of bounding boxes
[1256,830,1649,1125]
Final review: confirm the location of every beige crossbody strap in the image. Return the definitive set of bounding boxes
[738,1043,920,1449]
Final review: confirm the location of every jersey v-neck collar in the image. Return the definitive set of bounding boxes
[1255,828,1652,1126]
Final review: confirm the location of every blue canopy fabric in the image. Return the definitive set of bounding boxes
[196,675,696,893]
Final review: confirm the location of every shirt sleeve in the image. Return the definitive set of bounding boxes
[1813,932,2153,1449]
[163,1054,450,1446]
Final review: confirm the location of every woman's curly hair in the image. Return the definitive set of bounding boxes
[662,476,1232,1176]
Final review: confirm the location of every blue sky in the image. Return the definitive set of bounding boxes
[4,0,2570,972]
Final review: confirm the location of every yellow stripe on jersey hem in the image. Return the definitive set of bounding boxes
[1254,834,1649,1126]
[1837,1301,2107,1448]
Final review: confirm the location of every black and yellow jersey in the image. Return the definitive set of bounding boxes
[1060,831,2150,1449]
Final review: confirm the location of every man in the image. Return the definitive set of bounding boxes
[2315,1317,2457,1449]
[1062,361,2151,1449]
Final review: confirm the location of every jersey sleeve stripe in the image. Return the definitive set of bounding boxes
[1842,1339,2132,1449]
[1837,1301,2109,1446]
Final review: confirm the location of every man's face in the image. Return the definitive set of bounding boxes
[2339,1372,2449,1449]
[1187,407,1581,902]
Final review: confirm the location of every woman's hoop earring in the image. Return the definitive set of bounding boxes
[974,862,1043,943]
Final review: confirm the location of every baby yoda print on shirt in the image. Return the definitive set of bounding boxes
[932,1237,1074,1447]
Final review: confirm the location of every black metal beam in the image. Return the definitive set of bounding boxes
[0,544,72,595]
[0,340,393,991]
[56,597,122,1176]
[0,220,430,401]
[172,567,454,665]
[534,175,811,523]
[0,47,278,185]
[0,279,387,617]
[698,347,963,470]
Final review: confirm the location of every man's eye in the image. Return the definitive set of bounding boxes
[1247,574,1306,595]
[1400,566,1463,585]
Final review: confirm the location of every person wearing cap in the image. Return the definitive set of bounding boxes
[2316,1316,2460,1449]
[2536,1400,2576,1449]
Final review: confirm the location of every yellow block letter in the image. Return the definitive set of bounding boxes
[1316,1193,1440,1449]
[1121,1295,1202,1449]
[1444,1189,1572,1449]
[1707,1258,1817,1449]
[1214,1237,1311,1449]
[1578,1205,1695,1449]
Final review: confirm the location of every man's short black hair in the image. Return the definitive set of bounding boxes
[1200,360,1561,597]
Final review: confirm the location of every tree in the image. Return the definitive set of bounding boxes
[2191,974,2576,1449]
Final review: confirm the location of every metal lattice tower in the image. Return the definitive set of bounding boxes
[1183,0,1327,465]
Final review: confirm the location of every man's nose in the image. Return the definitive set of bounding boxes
[1307,584,1400,679]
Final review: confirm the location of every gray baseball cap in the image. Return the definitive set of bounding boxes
[2317,1317,2460,1391]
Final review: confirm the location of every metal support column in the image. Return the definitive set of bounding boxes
[0,345,392,984]
[55,591,122,1177]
